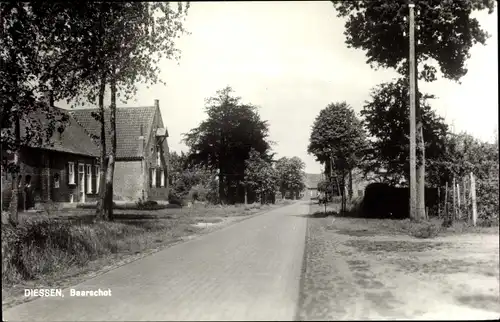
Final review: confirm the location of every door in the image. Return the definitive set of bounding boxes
[78,164,86,203]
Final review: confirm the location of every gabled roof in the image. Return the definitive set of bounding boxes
[70,106,158,159]
[304,173,322,189]
[20,107,100,157]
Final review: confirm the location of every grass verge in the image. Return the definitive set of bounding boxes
[298,203,500,320]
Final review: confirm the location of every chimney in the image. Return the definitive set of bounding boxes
[154,99,159,109]
[138,124,145,156]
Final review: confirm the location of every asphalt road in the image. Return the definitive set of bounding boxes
[3,202,309,321]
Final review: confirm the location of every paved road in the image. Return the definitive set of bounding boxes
[3,202,309,321]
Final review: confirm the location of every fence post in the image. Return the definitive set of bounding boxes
[444,181,449,220]
[471,172,477,226]
[437,186,441,217]
[452,177,457,220]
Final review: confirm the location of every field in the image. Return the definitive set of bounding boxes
[1,201,290,309]
[298,202,500,320]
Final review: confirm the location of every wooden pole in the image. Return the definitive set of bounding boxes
[437,186,441,217]
[452,177,457,220]
[444,181,448,220]
[408,2,417,220]
[457,181,461,219]
[471,172,477,226]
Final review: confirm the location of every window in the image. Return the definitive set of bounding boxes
[54,173,60,188]
[160,169,165,187]
[95,165,100,193]
[157,150,161,166]
[151,168,156,188]
[86,164,92,193]
[68,162,75,184]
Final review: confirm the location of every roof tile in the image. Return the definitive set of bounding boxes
[70,106,157,159]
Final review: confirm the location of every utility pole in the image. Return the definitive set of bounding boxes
[408,2,417,220]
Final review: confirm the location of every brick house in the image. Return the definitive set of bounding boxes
[71,100,169,201]
[1,107,101,210]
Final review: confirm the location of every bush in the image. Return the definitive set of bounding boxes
[135,199,159,210]
[2,219,104,283]
[168,192,184,207]
[1,216,184,285]
[188,184,209,202]
[409,220,441,239]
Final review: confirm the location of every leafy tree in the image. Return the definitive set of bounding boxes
[308,102,367,212]
[63,3,188,220]
[183,86,273,204]
[168,151,189,185]
[361,78,449,186]
[244,149,279,205]
[332,0,495,82]
[275,157,306,199]
[332,0,495,219]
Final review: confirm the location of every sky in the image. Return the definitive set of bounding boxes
[60,1,498,174]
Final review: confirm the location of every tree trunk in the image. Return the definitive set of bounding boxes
[416,124,426,220]
[218,170,225,204]
[95,73,107,220]
[103,73,117,221]
[244,186,248,205]
[348,168,353,201]
[341,168,346,213]
[8,115,21,225]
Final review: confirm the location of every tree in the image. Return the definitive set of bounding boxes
[62,3,189,220]
[361,78,449,186]
[276,157,306,199]
[332,0,495,82]
[244,149,279,205]
[332,0,495,219]
[308,102,367,212]
[183,86,273,204]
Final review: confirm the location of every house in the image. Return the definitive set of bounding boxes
[1,104,101,210]
[304,173,322,199]
[1,98,170,210]
[71,99,169,201]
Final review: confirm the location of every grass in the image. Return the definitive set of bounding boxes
[1,217,196,286]
[298,202,500,320]
[308,200,498,239]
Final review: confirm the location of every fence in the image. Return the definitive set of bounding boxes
[441,172,480,226]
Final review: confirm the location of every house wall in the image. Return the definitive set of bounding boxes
[308,188,319,198]
[113,160,144,201]
[1,147,99,210]
[142,107,169,201]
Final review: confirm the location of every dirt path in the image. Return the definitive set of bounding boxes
[298,209,500,320]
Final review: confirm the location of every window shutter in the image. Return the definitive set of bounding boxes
[156,169,161,188]
[149,168,153,188]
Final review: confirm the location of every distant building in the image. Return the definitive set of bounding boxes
[304,173,322,199]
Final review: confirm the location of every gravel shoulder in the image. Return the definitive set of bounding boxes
[298,203,500,320]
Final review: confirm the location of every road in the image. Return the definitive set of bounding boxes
[3,202,309,321]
